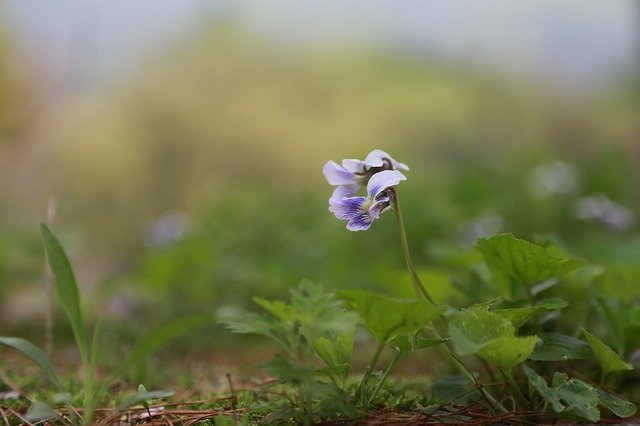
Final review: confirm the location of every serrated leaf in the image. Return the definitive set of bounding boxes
[478,336,539,372]
[338,290,446,344]
[557,379,600,422]
[582,329,633,375]
[522,366,564,413]
[25,401,59,422]
[0,337,64,392]
[265,354,314,383]
[220,312,276,337]
[495,298,568,329]
[552,371,569,388]
[448,307,513,355]
[117,390,174,411]
[39,224,89,363]
[597,388,637,418]
[313,331,354,380]
[253,298,296,321]
[476,234,584,299]
[530,332,592,361]
[391,335,447,354]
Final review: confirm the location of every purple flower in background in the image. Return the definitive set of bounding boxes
[329,170,406,231]
[322,149,409,191]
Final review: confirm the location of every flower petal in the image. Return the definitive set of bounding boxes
[366,170,407,198]
[369,196,391,219]
[347,215,373,231]
[365,149,410,171]
[329,185,359,203]
[329,196,367,220]
[341,159,367,173]
[323,161,358,186]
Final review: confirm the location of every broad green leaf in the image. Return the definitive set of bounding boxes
[338,290,446,344]
[476,234,584,299]
[117,389,174,410]
[557,379,600,422]
[495,298,568,329]
[522,366,564,413]
[448,307,513,355]
[26,401,59,422]
[478,336,539,372]
[530,333,592,361]
[582,329,633,375]
[597,388,637,418]
[39,224,88,363]
[0,337,64,392]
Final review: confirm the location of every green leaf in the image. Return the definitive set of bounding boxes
[495,298,568,329]
[253,298,296,322]
[476,234,584,299]
[557,379,600,422]
[522,366,564,413]
[25,401,59,422]
[391,335,447,355]
[552,371,569,388]
[313,331,354,380]
[530,332,592,361]
[338,290,446,344]
[39,223,88,363]
[0,337,64,392]
[478,336,539,372]
[597,388,637,418]
[117,389,174,411]
[265,354,314,383]
[448,307,514,355]
[582,329,633,375]
[220,311,276,337]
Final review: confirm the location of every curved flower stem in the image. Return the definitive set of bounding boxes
[392,191,507,414]
[391,193,434,304]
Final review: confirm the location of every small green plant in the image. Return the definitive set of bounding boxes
[221,149,638,423]
[0,224,196,424]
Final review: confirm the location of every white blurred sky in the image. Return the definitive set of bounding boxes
[1,0,638,92]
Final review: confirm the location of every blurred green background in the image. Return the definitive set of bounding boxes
[0,2,639,356]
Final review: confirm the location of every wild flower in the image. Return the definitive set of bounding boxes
[328,170,406,231]
[322,149,409,197]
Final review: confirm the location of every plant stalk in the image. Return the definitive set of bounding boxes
[391,193,434,304]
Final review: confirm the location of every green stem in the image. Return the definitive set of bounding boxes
[367,347,402,406]
[502,369,528,409]
[355,342,385,405]
[392,194,434,304]
[392,191,507,413]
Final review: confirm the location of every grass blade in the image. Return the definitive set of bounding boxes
[39,223,88,364]
[0,337,64,392]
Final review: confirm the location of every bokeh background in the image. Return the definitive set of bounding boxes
[1,1,639,363]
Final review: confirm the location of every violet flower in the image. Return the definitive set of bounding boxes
[329,170,407,231]
[323,149,409,195]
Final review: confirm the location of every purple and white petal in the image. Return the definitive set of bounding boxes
[364,149,410,171]
[341,159,367,174]
[347,214,373,231]
[329,196,367,220]
[366,170,407,199]
[323,161,359,186]
[329,185,360,204]
[369,197,391,219]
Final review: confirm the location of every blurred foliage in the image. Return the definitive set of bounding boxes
[0,22,639,346]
